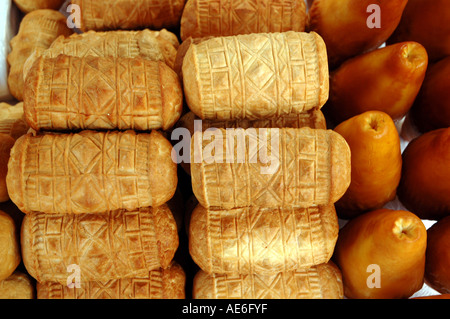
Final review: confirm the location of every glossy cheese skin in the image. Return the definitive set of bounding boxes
[182,31,329,120]
[24,55,183,131]
[190,127,351,209]
[71,0,186,32]
[37,262,185,299]
[7,130,177,215]
[189,204,339,274]
[180,0,307,40]
[193,262,344,299]
[21,206,179,284]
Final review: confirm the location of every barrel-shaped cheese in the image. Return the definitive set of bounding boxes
[189,204,339,274]
[7,130,177,214]
[71,0,186,32]
[180,0,307,40]
[7,9,72,101]
[193,262,344,299]
[190,127,350,209]
[0,102,29,140]
[24,55,183,131]
[177,109,327,176]
[23,29,179,77]
[21,205,179,283]
[0,211,21,281]
[182,31,329,120]
[0,271,35,299]
[37,262,185,299]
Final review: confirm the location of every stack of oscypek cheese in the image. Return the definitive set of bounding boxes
[5,1,188,299]
[177,0,351,299]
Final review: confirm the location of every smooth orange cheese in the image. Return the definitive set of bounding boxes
[334,209,427,299]
[308,0,408,68]
[326,42,428,124]
[397,128,450,220]
[333,111,402,219]
[425,216,450,294]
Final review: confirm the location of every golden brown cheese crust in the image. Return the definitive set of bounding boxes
[24,55,183,131]
[180,0,307,40]
[13,0,65,13]
[7,9,73,101]
[37,262,185,299]
[0,134,16,203]
[190,127,350,209]
[71,0,186,32]
[24,29,179,77]
[193,262,344,299]
[21,206,179,284]
[174,36,212,81]
[0,271,35,299]
[182,31,329,120]
[177,109,327,135]
[0,102,29,140]
[6,130,177,214]
[0,211,21,281]
[189,204,339,274]
[176,109,327,175]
